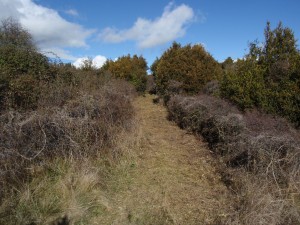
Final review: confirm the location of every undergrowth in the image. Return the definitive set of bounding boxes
[167,94,300,225]
[0,74,139,224]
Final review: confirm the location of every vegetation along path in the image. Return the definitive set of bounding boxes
[103,94,232,224]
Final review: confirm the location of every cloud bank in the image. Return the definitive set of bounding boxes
[99,3,195,48]
[0,0,94,60]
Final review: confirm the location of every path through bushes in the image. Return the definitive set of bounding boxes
[103,94,233,224]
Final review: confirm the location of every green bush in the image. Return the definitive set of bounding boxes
[220,22,300,126]
[0,18,52,110]
[100,54,147,93]
[152,42,222,95]
[0,45,50,79]
[0,76,9,108]
[220,59,267,110]
[8,74,40,109]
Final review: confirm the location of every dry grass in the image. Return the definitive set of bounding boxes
[97,94,233,225]
[0,113,142,225]
[1,159,105,225]
[0,75,139,224]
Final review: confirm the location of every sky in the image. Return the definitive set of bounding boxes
[0,0,300,69]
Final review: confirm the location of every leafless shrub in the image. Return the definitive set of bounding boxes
[161,80,185,104]
[146,75,157,94]
[167,94,300,224]
[0,78,136,202]
[38,82,76,108]
[222,172,300,225]
[202,80,220,95]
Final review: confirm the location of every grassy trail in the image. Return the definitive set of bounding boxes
[102,95,232,224]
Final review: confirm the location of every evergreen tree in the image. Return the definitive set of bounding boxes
[100,54,148,93]
[154,42,222,94]
[221,21,300,126]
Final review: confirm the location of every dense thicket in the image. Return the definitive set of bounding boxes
[0,19,138,219]
[167,94,300,224]
[152,42,222,95]
[0,18,54,110]
[100,54,147,93]
[221,22,300,126]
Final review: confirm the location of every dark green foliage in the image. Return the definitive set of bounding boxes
[100,54,147,93]
[220,22,300,126]
[53,63,79,86]
[146,75,156,94]
[221,57,234,70]
[220,58,267,110]
[0,75,9,107]
[0,18,51,79]
[259,22,299,77]
[0,18,52,110]
[153,42,222,95]
[0,45,50,79]
[150,57,159,78]
[0,18,35,50]
[8,74,40,109]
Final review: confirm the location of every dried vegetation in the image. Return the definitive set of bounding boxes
[167,94,300,224]
[0,74,138,224]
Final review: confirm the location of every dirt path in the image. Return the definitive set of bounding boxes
[103,95,231,224]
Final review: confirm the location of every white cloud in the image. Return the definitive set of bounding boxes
[99,3,195,48]
[65,9,79,17]
[0,0,94,59]
[92,55,107,68]
[42,48,77,61]
[73,57,88,68]
[73,55,107,69]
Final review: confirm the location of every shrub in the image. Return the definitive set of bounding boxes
[0,78,136,203]
[146,75,156,94]
[167,94,300,223]
[153,42,222,95]
[0,18,52,110]
[0,45,51,80]
[100,54,147,93]
[8,74,40,109]
[202,80,220,95]
[220,58,267,110]
[167,94,300,173]
[220,22,300,126]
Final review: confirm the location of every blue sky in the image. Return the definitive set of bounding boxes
[1,0,299,69]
